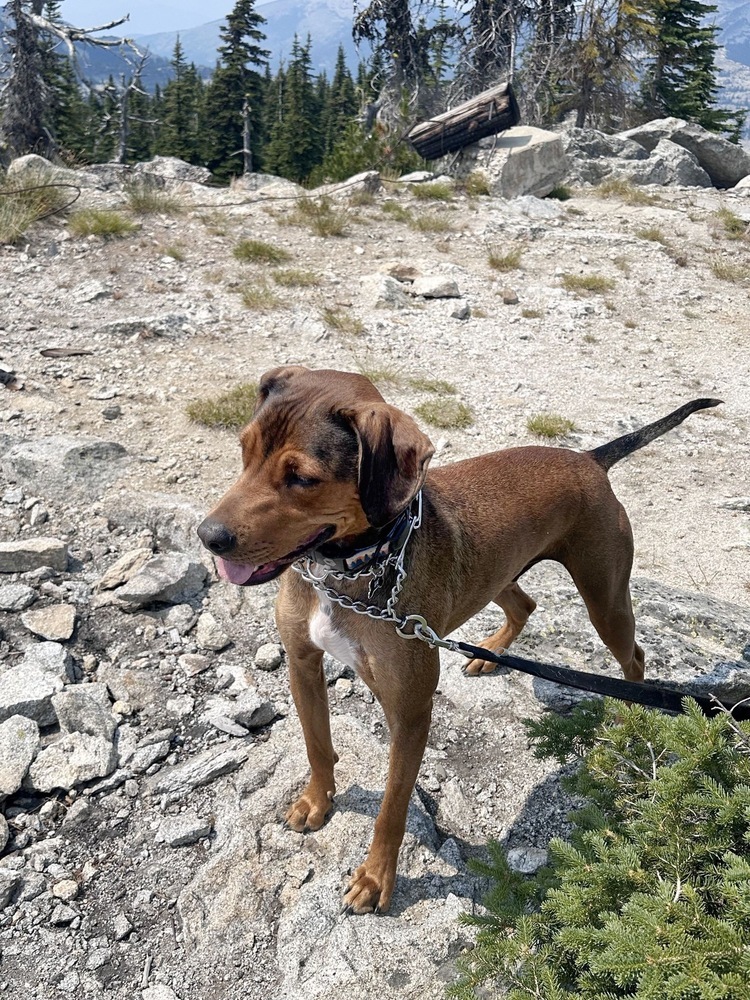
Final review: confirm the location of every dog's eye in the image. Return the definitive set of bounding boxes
[287,471,321,488]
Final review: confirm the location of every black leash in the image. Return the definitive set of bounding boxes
[452,638,750,721]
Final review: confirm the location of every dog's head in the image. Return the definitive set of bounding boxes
[197,367,434,585]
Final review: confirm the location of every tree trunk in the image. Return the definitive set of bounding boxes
[406,81,520,160]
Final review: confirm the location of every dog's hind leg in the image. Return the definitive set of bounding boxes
[464,582,537,675]
[562,537,645,684]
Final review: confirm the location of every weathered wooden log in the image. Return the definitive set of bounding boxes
[407,82,520,160]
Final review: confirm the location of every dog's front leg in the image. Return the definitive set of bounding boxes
[277,588,337,832]
[344,648,439,914]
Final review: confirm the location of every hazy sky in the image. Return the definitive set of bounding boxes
[58,2,240,35]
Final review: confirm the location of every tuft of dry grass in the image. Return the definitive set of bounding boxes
[714,206,747,241]
[357,364,403,386]
[409,181,454,201]
[69,209,139,238]
[415,398,474,429]
[488,246,523,272]
[291,196,349,237]
[348,190,376,207]
[526,413,577,438]
[381,201,413,223]
[272,268,321,287]
[595,178,661,206]
[125,182,183,215]
[0,169,73,243]
[710,258,747,283]
[562,273,616,294]
[409,213,454,233]
[233,239,291,264]
[635,226,668,244]
[321,307,364,334]
[239,283,283,310]
[408,377,456,395]
[464,172,491,197]
[521,308,543,319]
[186,383,259,430]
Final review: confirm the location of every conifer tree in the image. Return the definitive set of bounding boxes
[200,0,269,179]
[641,0,745,139]
[157,37,202,162]
[264,35,322,181]
[323,46,358,157]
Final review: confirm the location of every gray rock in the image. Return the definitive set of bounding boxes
[49,903,77,925]
[360,273,412,310]
[132,155,212,186]
[51,879,79,901]
[156,809,213,847]
[412,276,461,299]
[111,553,207,610]
[0,715,40,798]
[463,126,569,199]
[147,743,250,800]
[507,846,549,874]
[207,714,249,737]
[734,175,750,190]
[178,653,211,677]
[195,611,230,651]
[105,491,206,557]
[0,869,23,908]
[0,658,63,726]
[720,496,750,511]
[314,170,382,199]
[3,437,128,497]
[508,194,565,219]
[254,643,283,671]
[398,170,436,182]
[204,689,275,730]
[142,987,180,1000]
[26,733,117,791]
[23,641,74,684]
[97,663,166,713]
[97,548,152,590]
[451,300,471,320]
[96,313,192,339]
[73,280,110,304]
[618,117,750,188]
[0,584,36,611]
[128,739,172,774]
[0,814,8,853]
[649,139,712,187]
[0,537,67,573]
[52,684,117,741]
[113,912,133,940]
[20,603,76,641]
[6,153,100,190]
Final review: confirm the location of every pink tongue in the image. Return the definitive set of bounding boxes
[216,557,260,585]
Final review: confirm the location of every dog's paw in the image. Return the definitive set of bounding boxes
[463,655,500,676]
[342,861,395,914]
[284,785,334,833]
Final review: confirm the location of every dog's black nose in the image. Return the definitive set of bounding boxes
[197,518,237,555]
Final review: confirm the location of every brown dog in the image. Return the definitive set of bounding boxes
[197,366,720,913]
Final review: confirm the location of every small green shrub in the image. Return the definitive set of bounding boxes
[415,399,474,429]
[715,206,747,241]
[635,226,668,244]
[320,307,364,335]
[239,283,283,310]
[408,377,456,395]
[68,209,138,238]
[527,412,576,438]
[186,383,259,429]
[409,213,454,233]
[233,239,291,264]
[381,201,413,223]
[464,171,491,197]
[547,184,572,201]
[451,700,750,1000]
[291,196,348,236]
[272,268,321,287]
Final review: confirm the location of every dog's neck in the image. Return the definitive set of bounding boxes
[308,494,420,576]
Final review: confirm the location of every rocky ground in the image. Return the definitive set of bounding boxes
[1,153,749,1000]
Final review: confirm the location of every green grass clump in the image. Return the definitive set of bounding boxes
[715,206,747,240]
[526,412,576,438]
[233,239,291,264]
[125,182,183,215]
[561,273,616,294]
[291,196,348,236]
[68,209,139,239]
[488,246,523,271]
[271,268,321,287]
[381,201,413,223]
[0,169,72,243]
[595,178,661,206]
[547,184,572,201]
[463,171,491,197]
[239,283,283,310]
[357,365,403,386]
[409,181,454,201]
[408,377,456,395]
[321,307,364,335]
[415,399,474,429]
[186,383,259,429]
[451,700,750,1000]
[521,308,543,319]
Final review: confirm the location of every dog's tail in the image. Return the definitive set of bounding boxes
[588,398,723,472]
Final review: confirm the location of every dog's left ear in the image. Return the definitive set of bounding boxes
[342,403,434,527]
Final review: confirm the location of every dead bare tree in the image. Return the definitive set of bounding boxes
[0,0,132,158]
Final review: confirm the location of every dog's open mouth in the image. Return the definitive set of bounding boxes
[215,525,334,586]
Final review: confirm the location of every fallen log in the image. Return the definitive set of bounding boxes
[407,82,520,160]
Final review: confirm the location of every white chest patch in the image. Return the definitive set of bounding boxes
[309,599,362,671]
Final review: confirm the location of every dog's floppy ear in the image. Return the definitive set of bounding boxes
[342,403,434,527]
